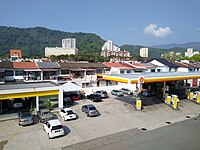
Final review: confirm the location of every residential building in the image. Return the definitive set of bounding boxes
[62,38,76,48]
[10,50,22,62]
[58,62,110,87]
[185,48,199,57]
[148,58,178,72]
[101,40,131,61]
[45,39,78,57]
[173,61,200,72]
[102,62,135,75]
[140,48,148,58]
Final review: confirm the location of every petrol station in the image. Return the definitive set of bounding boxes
[98,72,200,110]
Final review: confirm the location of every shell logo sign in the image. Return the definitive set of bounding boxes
[138,76,145,83]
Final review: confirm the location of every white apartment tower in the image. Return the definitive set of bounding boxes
[102,40,120,51]
[62,38,76,48]
[140,48,148,58]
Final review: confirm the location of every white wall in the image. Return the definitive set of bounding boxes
[45,47,78,57]
[82,84,136,95]
[177,67,188,72]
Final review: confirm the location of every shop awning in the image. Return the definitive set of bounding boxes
[61,82,82,92]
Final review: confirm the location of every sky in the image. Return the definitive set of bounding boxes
[0,0,200,46]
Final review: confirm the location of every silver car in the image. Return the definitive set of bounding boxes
[18,111,33,126]
[81,104,100,117]
[95,90,108,98]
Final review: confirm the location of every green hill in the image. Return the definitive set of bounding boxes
[0,26,194,59]
[0,26,105,58]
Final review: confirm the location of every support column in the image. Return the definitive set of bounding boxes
[163,81,166,100]
[58,89,63,109]
[36,96,39,111]
[40,71,43,81]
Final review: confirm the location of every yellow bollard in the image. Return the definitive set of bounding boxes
[172,95,178,109]
[189,92,194,101]
[135,99,142,110]
[197,92,200,104]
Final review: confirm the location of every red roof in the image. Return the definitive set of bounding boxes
[10,50,22,59]
[13,62,38,69]
[102,62,135,69]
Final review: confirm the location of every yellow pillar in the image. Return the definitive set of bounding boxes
[197,92,200,104]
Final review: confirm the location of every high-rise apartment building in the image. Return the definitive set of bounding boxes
[62,38,76,48]
[101,40,130,61]
[140,48,148,58]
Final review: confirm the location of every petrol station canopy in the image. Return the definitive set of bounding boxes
[98,72,200,84]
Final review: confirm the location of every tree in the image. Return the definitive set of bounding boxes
[189,54,200,62]
[49,55,58,62]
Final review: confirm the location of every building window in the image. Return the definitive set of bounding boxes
[120,70,124,74]
[96,70,102,74]
[127,70,131,74]
[15,70,24,76]
[5,70,14,76]
[157,69,161,72]
[151,69,155,72]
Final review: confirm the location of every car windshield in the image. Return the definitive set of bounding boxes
[103,92,107,94]
[21,112,31,118]
[42,112,50,115]
[66,110,74,114]
[52,125,63,130]
[89,106,96,110]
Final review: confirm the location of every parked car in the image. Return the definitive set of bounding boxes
[63,97,73,106]
[95,90,108,98]
[18,110,33,126]
[70,93,80,101]
[87,94,102,102]
[120,88,133,95]
[43,119,64,139]
[13,98,24,109]
[37,109,54,123]
[111,90,124,96]
[142,90,155,97]
[81,104,100,117]
[59,108,77,121]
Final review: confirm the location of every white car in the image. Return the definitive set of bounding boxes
[59,108,77,121]
[43,119,64,139]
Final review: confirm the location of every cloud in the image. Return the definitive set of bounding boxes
[144,24,172,38]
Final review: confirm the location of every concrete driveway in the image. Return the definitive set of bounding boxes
[0,94,200,150]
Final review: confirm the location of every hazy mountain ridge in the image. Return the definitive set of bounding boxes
[152,42,200,50]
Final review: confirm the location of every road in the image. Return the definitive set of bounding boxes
[63,115,200,150]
